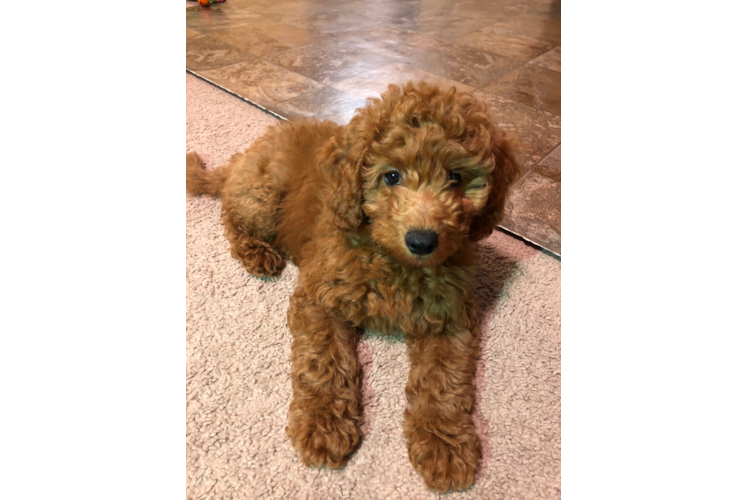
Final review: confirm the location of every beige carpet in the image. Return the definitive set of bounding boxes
[186,74,561,499]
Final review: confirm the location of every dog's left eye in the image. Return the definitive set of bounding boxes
[383,171,401,186]
[447,171,462,186]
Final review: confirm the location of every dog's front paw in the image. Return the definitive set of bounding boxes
[407,425,481,492]
[286,410,361,469]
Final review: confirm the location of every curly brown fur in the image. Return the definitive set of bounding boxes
[186,81,521,492]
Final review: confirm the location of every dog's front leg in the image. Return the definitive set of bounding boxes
[403,316,482,492]
[285,293,362,469]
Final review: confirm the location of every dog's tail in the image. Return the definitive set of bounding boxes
[186,151,227,198]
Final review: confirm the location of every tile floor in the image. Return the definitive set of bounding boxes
[187,0,561,255]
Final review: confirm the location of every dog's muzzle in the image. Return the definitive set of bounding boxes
[405,230,438,256]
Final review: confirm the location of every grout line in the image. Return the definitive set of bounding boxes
[526,147,559,172]
[534,141,561,168]
[470,88,560,173]
[259,24,397,89]
[260,35,336,61]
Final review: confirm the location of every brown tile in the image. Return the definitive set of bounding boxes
[391,9,499,40]
[278,9,379,36]
[331,62,474,100]
[453,25,555,62]
[200,59,325,107]
[246,0,330,15]
[186,7,277,33]
[268,86,366,125]
[403,43,524,88]
[483,64,561,115]
[525,0,561,20]
[534,162,560,182]
[186,28,202,39]
[320,0,426,25]
[304,0,351,6]
[529,46,560,72]
[491,13,561,44]
[328,1,500,39]
[453,0,535,17]
[210,21,327,57]
[231,0,309,6]
[307,0,557,30]
[538,144,560,171]
[266,39,394,85]
[472,89,560,169]
[186,34,254,71]
[501,169,561,255]
[334,24,441,60]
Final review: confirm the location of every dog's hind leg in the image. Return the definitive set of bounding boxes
[221,185,286,278]
[222,211,286,277]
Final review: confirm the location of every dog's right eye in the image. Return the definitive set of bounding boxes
[383,171,401,186]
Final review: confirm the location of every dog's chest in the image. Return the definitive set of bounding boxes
[358,259,473,335]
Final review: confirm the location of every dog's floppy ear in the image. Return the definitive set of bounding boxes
[324,114,368,231]
[324,94,393,231]
[468,130,522,241]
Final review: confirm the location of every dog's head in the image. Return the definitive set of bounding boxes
[325,81,521,267]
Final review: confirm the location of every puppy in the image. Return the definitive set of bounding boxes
[186,81,521,492]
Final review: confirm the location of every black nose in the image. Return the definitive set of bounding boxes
[405,230,438,256]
